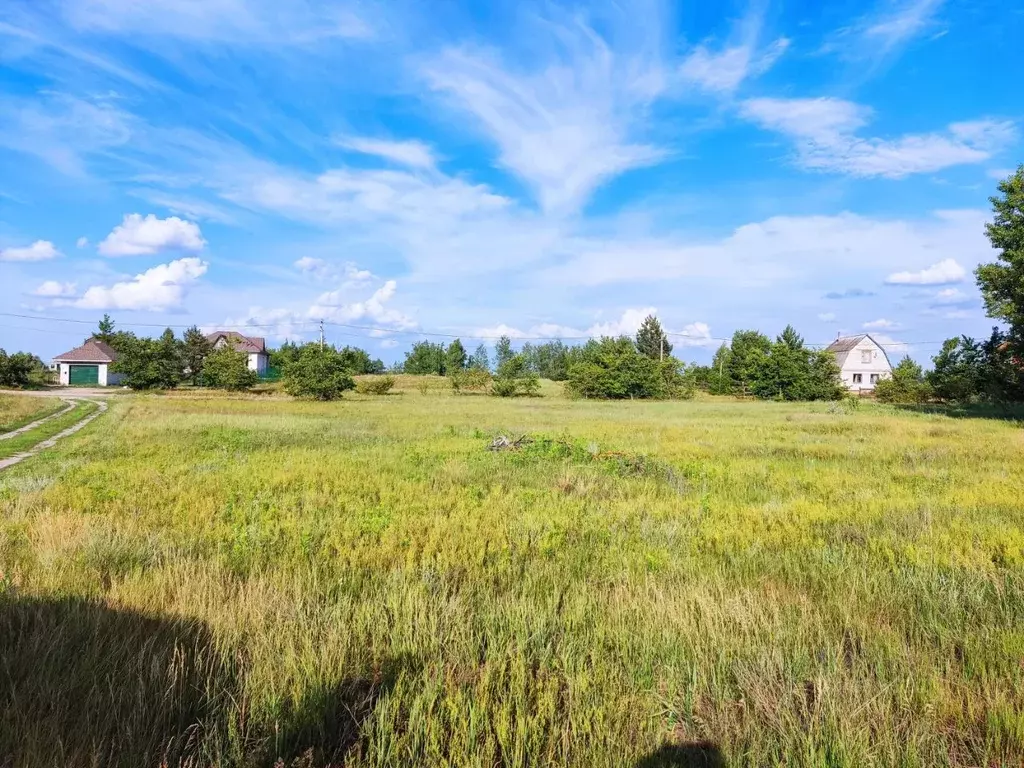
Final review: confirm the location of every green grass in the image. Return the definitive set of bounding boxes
[0,401,97,460]
[1,390,1023,767]
[0,395,65,434]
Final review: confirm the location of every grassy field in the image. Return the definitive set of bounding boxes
[0,394,64,434]
[1,389,1023,767]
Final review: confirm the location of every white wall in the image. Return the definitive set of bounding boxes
[55,362,121,386]
[840,338,891,391]
[248,352,268,374]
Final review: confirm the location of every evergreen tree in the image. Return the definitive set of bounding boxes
[494,335,514,369]
[635,315,672,360]
[95,314,116,344]
[445,338,468,373]
[976,166,1024,350]
[182,326,212,386]
[469,343,490,371]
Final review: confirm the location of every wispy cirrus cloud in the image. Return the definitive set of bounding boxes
[335,137,437,170]
[740,97,1014,177]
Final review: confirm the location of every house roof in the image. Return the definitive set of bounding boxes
[53,338,118,363]
[825,334,869,353]
[205,330,267,354]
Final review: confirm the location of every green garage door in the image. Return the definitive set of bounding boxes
[68,364,99,385]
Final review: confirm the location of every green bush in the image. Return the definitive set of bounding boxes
[491,353,540,397]
[449,367,492,394]
[203,346,259,391]
[564,336,690,399]
[875,356,932,404]
[283,346,355,400]
[356,376,396,395]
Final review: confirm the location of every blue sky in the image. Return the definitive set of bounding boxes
[1,0,1020,364]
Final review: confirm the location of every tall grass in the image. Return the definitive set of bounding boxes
[0,395,64,434]
[1,392,1023,766]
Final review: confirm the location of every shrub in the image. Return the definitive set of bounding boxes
[0,350,42,388]
[491,353,540,397]
[875,356,932,404]
[564,336,689,399]
[283,346,354,400]
[356,376,396,395]
[450,367,492,394]
[203,346,260,391]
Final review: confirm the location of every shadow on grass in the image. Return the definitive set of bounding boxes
[892,403,1024,422]
[635,742,726,767]
[0,595,405,767]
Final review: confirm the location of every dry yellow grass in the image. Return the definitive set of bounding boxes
[1,389,1023,767]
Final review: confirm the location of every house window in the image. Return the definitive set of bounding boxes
[861,350,872,363]
[870,374,880,384]
[852,373,863,384]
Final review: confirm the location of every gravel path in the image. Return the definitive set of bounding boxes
[0,400,107,472]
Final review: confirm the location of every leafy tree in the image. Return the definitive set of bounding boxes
[875,356,932,404]
[445,338,468,373]
[565,336,690,399]
[469,343,490,371]
[449,366,492,394]
[494,335,514,370]
[153,328,183,389]
[403,341,446,375]
[745,327,843,402]
[635,315,673,360]
[976,166,1024,350]
[491,353,540,397]
[203,345,259,391]
[928,336,985,403]
[110,335,163,390]
[283,345,354,400]
[337,345,385,375]
[522,340,570,380]
[708,344,734,394]
[182,326,212,385]
[270,340,302,370]
[0,350,40,388]
[726,330,772,395]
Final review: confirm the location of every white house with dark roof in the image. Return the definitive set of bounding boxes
[826,334,893,392]
[205,331,269,375]
[52,339,124,387]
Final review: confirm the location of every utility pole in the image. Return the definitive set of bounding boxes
[660,334,664,362]
[319,319,325,350]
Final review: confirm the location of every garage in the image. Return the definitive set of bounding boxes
[68,364,100,386]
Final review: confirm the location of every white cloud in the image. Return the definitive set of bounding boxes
[67,257,208,310]
[60,0,373,44]
[987,167,1015,180]
[32,280,76,297]
[473,309,716,347]
[740,97,1014,177]
[76,236,89,248]
[863,318,898,329]
[885,258,966,285]
[0,240,61,262]
[379,338,399,349]
[673,321,717,348]
[861,0,943,54]
[294,256,326,273]
[817,312,837,322]
[294,256,372,283]
[423,10,669,215]
[98,213,206,257]
[310,278,416,331]
[336,137,436,170]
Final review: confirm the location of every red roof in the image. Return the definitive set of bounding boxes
[205,331,266,354]
[53,339,118,363]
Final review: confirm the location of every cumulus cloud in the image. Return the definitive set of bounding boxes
[32,280,77,297]
[66,257,208,310]
[473,309,717,347]
[0,240,61,262]
[336,137,436,170]
[98,213,206,256]
[740,97,1014,177]
[885,258,966,285]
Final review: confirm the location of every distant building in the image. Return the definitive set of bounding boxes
[205,331,269,375]
[52,339,123,387]
[826,334,893,392]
